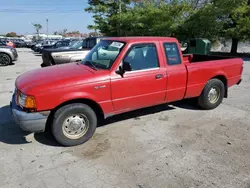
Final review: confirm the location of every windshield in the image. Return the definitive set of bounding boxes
[70,40,83,49]
[81,40,125,70]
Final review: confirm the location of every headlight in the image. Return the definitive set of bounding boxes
[18,92,36,109]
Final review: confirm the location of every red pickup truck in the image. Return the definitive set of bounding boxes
[10,37,243,146]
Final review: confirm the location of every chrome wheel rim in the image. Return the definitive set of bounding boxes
[62,114,89,139]
[208,87,220,104]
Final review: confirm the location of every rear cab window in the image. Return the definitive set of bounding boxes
[163,42,182,65]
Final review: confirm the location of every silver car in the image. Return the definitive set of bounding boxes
[41,37,104,67]
[0,46,18,66]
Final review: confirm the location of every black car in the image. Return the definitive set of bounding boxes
[39,39,78,54]
[32,40,57,52]
[12,39,27,48]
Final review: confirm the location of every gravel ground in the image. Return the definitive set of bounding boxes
[0,48,250,188]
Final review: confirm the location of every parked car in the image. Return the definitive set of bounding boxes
[12,39,27,48]
[38,39,78,54]
[10,36,243,146]
[0,41,7,46]
[32,40,57,52]
[0,46,18,66]
[41,37,104,67]
[0,39,16,48]
[26,41,37,48]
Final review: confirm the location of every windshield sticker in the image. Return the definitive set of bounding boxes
[110,42,124,48]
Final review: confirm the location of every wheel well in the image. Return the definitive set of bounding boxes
[211,75,228,98]
[45,98,104,131]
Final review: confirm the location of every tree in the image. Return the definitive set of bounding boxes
[6,32,17,37]
[86,0,191,36]
[180,0,250,54]
[85,0,132,36]
[63,29,68,35]
[32,23,42,35]
[220,0,250,54]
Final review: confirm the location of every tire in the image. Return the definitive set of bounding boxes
[52,103,97,146]
[198,78,225,110]
[0,53,12,66]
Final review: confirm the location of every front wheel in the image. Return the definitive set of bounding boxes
[0,53,12,66]
[198,79,225,110]
[52,103,97,146]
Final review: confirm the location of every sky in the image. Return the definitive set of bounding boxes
[0,0,94,35]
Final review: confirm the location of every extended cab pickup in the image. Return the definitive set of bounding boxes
[10,37,243,146]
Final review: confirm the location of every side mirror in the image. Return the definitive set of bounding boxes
[122,61,132,71]
[115,62,132,77]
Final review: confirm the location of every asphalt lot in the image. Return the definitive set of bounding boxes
[0,48,250,188]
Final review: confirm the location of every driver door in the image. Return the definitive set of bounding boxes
[111,43,167,113]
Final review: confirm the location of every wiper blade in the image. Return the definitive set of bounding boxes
[84,60,98,71]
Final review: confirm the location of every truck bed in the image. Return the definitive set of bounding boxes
[183,54,238,64]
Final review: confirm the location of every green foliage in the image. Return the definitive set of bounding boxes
[6,32,17,37]
[221,0,250,40]
[86,0,250,52]
[32,23,42,34]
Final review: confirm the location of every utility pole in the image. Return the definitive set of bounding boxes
[46,18,49,38]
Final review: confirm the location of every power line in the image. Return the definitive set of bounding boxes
[0,9,84,14]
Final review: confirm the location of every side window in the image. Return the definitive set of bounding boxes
[82,40,87,48]
[89,39,96,48]
[123,44,159,71]
[163,43,181,65]
[55,41,62,47]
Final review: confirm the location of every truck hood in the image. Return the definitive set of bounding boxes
[16,63,95,95]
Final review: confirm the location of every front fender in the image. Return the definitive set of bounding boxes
[59,91,98,105]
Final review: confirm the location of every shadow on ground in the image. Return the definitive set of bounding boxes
[0,63,15,67]
[34,99,200,147]
[0,105,31,145]
[0,99,200,146]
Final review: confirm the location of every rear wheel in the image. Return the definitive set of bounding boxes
[52,103,97,146]
[0,53,11,66]
[198,79,225,110]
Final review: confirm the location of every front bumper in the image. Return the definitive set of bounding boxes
[10,94,50,133]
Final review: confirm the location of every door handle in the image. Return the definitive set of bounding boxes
[155,74,163,79]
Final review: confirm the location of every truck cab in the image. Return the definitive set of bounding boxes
[11,37,243,146]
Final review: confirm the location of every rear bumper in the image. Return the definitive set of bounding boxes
[10,94,50,133]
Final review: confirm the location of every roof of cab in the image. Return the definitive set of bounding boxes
[102,36,178,43]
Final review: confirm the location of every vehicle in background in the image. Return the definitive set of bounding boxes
[32,40,57,52]
[0,41,7,46]
[41,37,104,67]
[26,41,37,48]
[0,46,18,66]
[11,36,243,146]
[0,39,16,48]
[12,39,27,48]
[38,39,78,54]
